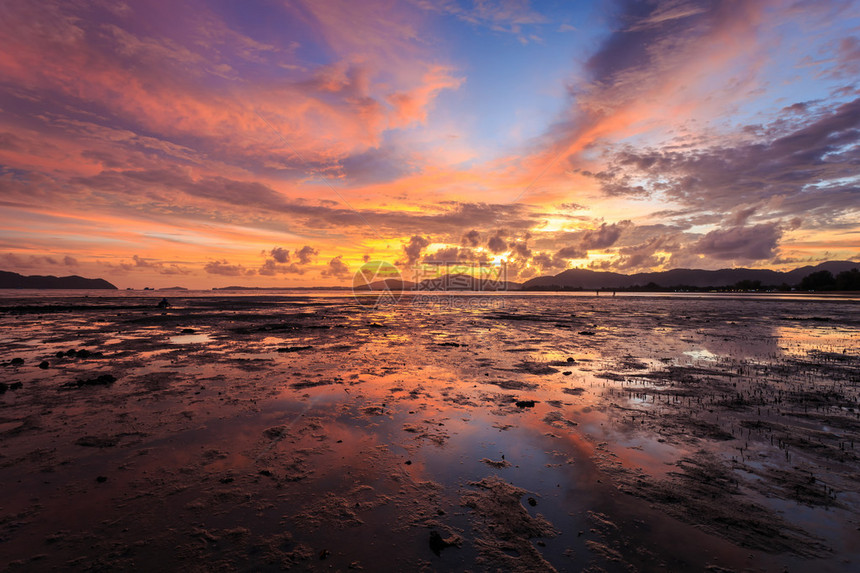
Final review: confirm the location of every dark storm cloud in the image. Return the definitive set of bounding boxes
[579,221,632,250]
[461,229,481,247]
[509,240,532,260]
[204,260,254,276]
[487,232,508,254]
[531,251,568,271]
[543,220,632,260]
[269,247,291,263]
[422,246,490,264]
[0,253,58,268]
[130,255,158,268]
[70,167,541,237]
[117,255,190,275]
[610,233,682,271]
[594,98,860,225]
[320,255,350,278]
[259,245,319,274]
[401,235,430,266]
[294,245,319,264]
[258,259,305,275]
[584,0,687,83]
[422,246,462,264]
[692,222,783,261]
[555,246,587,260]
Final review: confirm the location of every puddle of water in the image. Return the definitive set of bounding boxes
[684,348,718,361]
[168,333,212,344]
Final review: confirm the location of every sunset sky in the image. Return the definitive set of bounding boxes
[1,0,859,288]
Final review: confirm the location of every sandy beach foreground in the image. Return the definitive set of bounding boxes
[1,292,858,571]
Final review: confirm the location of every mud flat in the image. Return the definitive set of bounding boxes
[1,292,858,571]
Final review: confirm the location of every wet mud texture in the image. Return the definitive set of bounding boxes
[1,293,859,571]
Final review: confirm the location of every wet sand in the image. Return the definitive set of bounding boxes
[1,292,858,571]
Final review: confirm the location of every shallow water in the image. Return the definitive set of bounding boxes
[0,293,859,571]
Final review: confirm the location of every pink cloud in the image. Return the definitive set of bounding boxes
[0,0,462,176]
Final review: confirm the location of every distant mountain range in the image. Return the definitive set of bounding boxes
[2,260,856,291]
[0,270,117,289]
[521,260,859,290]
[354,261,859,292]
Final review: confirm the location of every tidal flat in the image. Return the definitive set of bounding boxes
[0,292,858,571]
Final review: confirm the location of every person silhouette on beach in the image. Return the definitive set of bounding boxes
[157,297,170,309]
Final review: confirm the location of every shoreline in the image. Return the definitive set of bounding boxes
[1,294,858,570]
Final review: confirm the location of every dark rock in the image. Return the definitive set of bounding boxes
[0,382,6,393]
[76,349,91,359]
[61,374,117,389]
[566,357,576,363]
[9,382,22,390]
[96,476,108,483]
[428,531,446,556]
[157,298,170,309]
[65,349,77,357]
[75,436,118,448]
[428,530,461,556]
[578,331,596,336]
[527,497,537,506]
[181,328,195,334]
[319,549,330,560]
[10,357,24,365]
[220,477,234,484]
[276,345,313,353]
[81,374,115,386]
[264,426,287,439]
[515,400,536,408]
[55,351,65,358]
[39,361,49,369]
